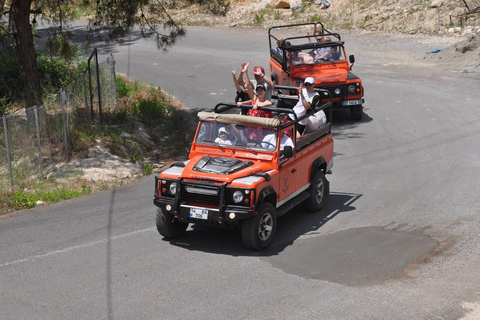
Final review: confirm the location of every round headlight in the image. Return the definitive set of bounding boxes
[233,191,244,203]
[169,183,177,195]
[347,85,356,93]
[334,88,341,95]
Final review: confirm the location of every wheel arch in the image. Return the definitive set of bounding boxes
[257,185,277,209]
[310,157,327,180]
[310,157,329,195]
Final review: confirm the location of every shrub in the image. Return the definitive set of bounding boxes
[143,163,154,175]
[9,190,38,210]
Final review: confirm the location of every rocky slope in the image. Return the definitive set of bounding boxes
[172,0,480,37]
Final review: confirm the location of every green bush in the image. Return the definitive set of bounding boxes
[8,186,92,210]
[37,56,79,91]
[137,98,167,124]
[143,163,154,175]
[9,190,38,210]
[0,52,23,109]
[116,76,130,98]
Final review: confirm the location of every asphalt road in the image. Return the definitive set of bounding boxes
[1,25,480,319]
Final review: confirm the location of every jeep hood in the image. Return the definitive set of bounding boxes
[180,155,271,183]
[313,68,348,84]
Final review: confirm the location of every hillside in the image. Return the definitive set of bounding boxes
[170,0,480,37]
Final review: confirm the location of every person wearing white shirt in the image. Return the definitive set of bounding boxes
[289,77,319,137]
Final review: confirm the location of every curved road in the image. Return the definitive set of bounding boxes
[1,26,480,319]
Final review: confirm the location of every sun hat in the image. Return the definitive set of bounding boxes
[256,83,267,91]
[218,127,229,135]
[304,77,315,85]
[254,65,265,74]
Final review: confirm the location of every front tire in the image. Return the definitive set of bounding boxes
[304,170,327,212]
[242,203,277,250]
[350,104,363,121]
[156,208,188,239]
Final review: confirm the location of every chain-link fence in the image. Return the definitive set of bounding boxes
[0,50,117,192]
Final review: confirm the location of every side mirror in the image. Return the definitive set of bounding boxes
[283,146,293,158]
[349,54,355,70]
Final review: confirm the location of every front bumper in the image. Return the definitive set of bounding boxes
[154,197,257,227]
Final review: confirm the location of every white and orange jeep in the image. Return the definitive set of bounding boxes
[154,99,334,250]
[269,22,365,120]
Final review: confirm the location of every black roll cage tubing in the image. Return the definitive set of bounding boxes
[212,87,333,131]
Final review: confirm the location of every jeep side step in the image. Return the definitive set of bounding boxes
[276,191,310,217]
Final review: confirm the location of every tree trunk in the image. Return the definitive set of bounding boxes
[11,0,43,107]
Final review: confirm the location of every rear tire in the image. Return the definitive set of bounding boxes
[304,170,327,212]
[350,104,363,121]
[156,208,188,239]
[242,203,277,250]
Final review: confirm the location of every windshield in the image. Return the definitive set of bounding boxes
[291,45,345,66]
[195,121,279,153]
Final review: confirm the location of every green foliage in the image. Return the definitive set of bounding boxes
[253,13,265,24]
[0,51,23,111]
[8,186,92,210]
[116,76,130,98]
[309,14,323,23]
[142,163,154,175]
[131,153,142,163]
[274,10,282,20]
[136,99,168,121]
[44,32,80,61]
[9,190,38,210]
[37,56,79,91]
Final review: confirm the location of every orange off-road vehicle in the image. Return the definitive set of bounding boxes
[154,99,334,250]
[269,22,365,120]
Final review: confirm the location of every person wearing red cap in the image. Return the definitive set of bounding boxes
[238,61,274,101]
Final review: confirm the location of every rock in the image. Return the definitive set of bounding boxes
[273,0,291,9]
[430,0,443,8]
[291,2,303,12]
[120,132,131,139]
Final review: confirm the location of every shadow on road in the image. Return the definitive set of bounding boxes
[166,192,362,257]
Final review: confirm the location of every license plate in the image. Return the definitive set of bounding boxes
[342,99,363,106]
[189,208,208,220]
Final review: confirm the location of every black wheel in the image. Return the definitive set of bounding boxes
[242,203,277,250]
[304,170,327,212]
[156,208,188,239]
[350,104,363,121]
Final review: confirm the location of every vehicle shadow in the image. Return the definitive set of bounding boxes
[166,192,361,257]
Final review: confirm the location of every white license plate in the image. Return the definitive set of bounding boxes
[189,208,208,220]
[342,99,363,106]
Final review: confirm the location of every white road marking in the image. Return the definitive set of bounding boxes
[0,227,156,268]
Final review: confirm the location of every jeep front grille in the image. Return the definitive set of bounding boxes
[181,183,221,206]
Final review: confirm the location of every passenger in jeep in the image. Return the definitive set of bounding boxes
[237,83,273,118]
[261,130,294,151]
[289,77,319,137]
[238,62,274,100]
[215,127,232,145]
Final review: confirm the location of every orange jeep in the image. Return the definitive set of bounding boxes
[269,22,365,120]
[154,99,334,250]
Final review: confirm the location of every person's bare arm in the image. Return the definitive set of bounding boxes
[298,85,311,110]
[253,67,275,88]
[238,61,249,87]
[232,67,243,94]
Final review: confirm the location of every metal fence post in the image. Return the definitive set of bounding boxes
[60,89,69,157]
[33,106,43,179]
[2,115,14,189]
[83,73,89,123]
